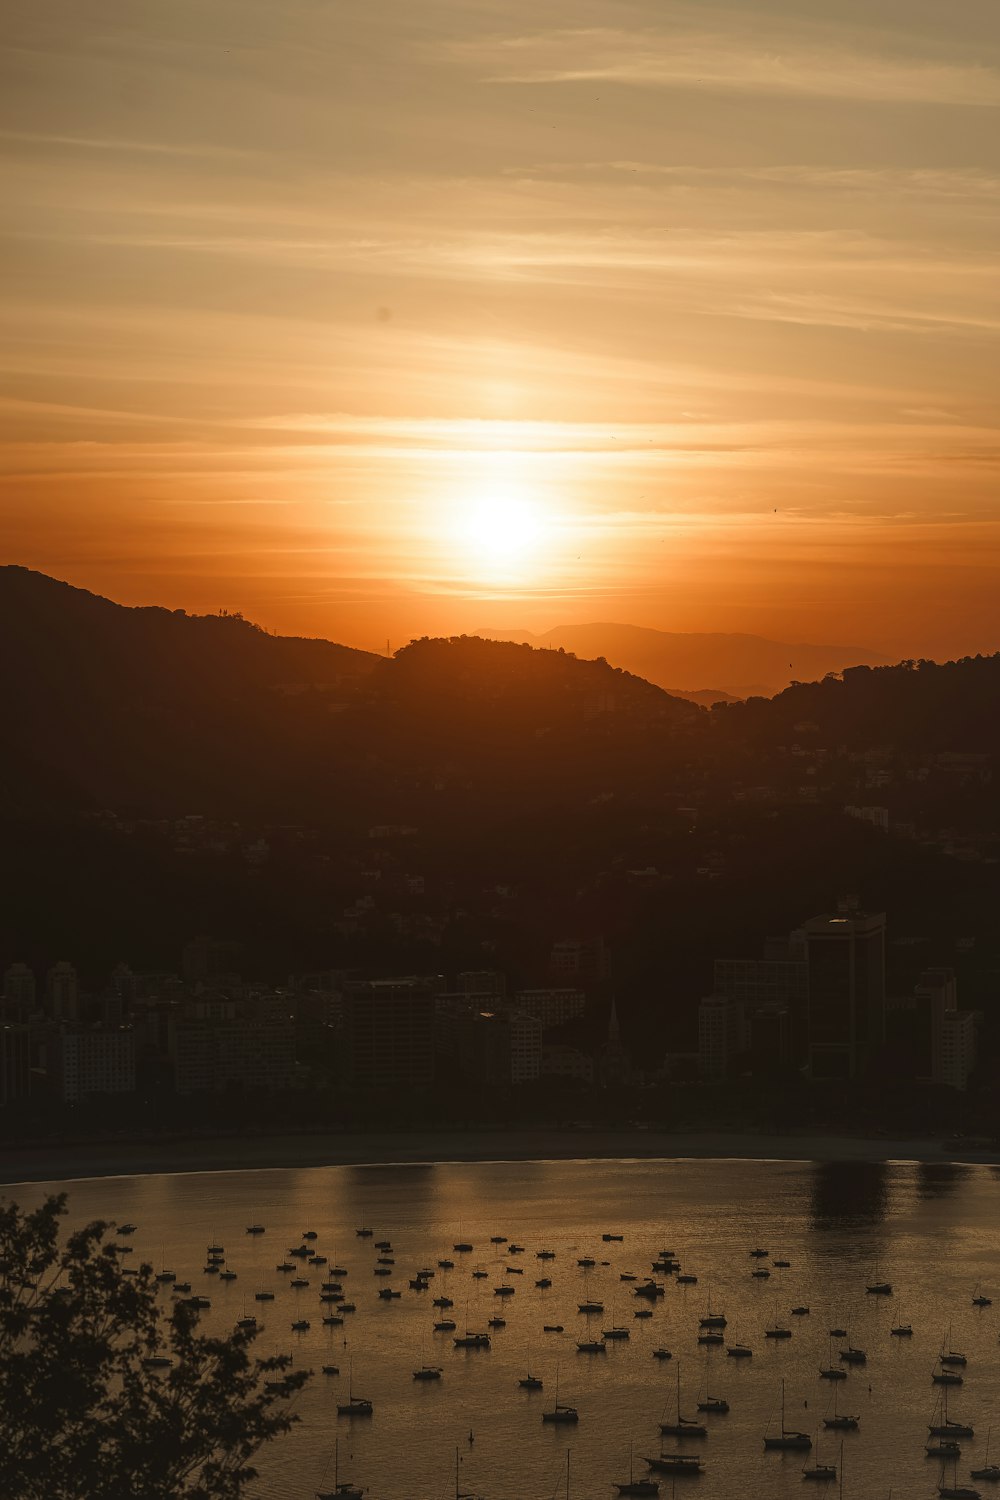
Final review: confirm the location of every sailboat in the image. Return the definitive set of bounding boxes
[454,1445,485,1500]
[940,1324,968,1367]
[971,1283,992,1308]
[696,1351,729,1414]
[315,1438,363,1500]
[820,1333,847,1381]
[660,1362,707,1439]
[823,1384,859,1431]
[541,1362,578,1423]
[802,1429,837,1482]
[337,1364,373,1418]
[519,1344,543,1389]
[970,1427,1000,1482]
[763,1379,811,1450]
[615,1443,659,1496]
[929,1384,974,1439]
[938,1453,982,1500]
[891,1304,913,1336]
[865,1257,892,1296]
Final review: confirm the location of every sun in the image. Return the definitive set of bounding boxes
[459,490,545,573]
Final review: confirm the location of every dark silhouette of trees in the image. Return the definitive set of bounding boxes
[0,1194,309,1499]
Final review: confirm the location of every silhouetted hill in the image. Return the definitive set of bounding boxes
[0,571,697,819]
[714,657,1000,753]
[477,622,886,697]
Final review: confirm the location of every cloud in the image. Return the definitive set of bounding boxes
[449,25,1000,106]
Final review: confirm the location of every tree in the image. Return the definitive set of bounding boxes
[0,1194,310,1499]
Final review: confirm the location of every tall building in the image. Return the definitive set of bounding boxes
[801,911,886,1079]
[53,1027,135,1102]
[344,978,435,1090]
[0,1023,30,1105]
[3,962,36,1011]
[698,994,746,1081]
[456,970,506,1000]
[46,962,79,1023]
[939,1010,977,1092]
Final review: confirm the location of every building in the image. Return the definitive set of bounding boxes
[344,978,436,1090]
[3,962,36,1012]
[0,1023,30,1105]
[171,1018,297,1095]
[698,995,746,1081]
[456,970,507,1000]
[801,910,886,1079]
[713,954,807,1066]
[512,988,586,1031]
[939,1010,977,1092]
[45,962,79,1023]
[53,1027,135,1102]
[541,1044,593,1085]
[548,938,611,981]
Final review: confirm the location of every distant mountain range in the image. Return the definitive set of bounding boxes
[476,623,887,699]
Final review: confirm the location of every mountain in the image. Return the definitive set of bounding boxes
[0,570,697,819]
[475,623,887,698]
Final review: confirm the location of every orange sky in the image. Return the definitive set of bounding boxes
[2,0,999,659]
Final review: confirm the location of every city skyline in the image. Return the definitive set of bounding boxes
[3,0,1000,660]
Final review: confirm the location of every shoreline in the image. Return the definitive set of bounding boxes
[2,1127,997,1186]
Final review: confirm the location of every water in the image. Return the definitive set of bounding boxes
[10,1157,1000,1500]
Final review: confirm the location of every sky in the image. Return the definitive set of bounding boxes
[2,0,999,658]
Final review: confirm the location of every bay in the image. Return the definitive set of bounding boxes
[11,1156,1000,1500]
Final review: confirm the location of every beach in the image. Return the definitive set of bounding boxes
[2,1126,997,1186]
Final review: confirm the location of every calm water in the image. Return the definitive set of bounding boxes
[11,1157,1000,1500]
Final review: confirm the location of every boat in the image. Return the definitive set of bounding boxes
[829,1327,847,1339]
[677,1274,698,1285]
[820,1337,847,1381]
[118,1223,137,1235]
[752,1268,771,1279]
[697,1332,724,1347]
[970,1426,1000,1481]
[245,1224,265,1236]
[505,1266,524,1276]
[494,1285,515,1298]
[927,1440,963,1459]
[643,1453,704,1475]
[236,1315,257,1330]
[434,1319,457,1331]
[315,1436,364,1500]
[323,1315,344,1327]
[490,1234,507,1244]
[579,1301,604,1314]
[537,1249,556,1260]
[749,1248,769,1258]
[696,1395,729,1415]
[773,1259,791,1268]
[543,1324,564,1333]
[616,1443,659,1495]
[929,1385,974,1438]
[542,1364,578,1424]
[291,1278,309,1289]
[488,1317,506,1329]
[938,1454,981,1499]
[577,1339,607,1354]
[439,1259,455,1269]
[302,1230,318,1240]
[537,1277,553,1289]
[934,1368,965,1386]
[727,1343,752,1359]
[791,1306,810,1316]
[839,1346,866,1366]
[604,1233,624,1243]
[453,1242,474,1253]
[603,1323,630,1341]
[698,1297,726,1329]
[763,1379,811,1451]
[866,1260,892,1296]
[802,1451,837,1481]
[141,1355,172,1369]
[413,1365,442,1380]
[355,1227,373,1239]
[155,1270,176,1284]
[254,1290,275,1302]
[219,1270,237,1282]
[434,1295,454,1308]
[453,1332,490,1349]
[636,1281,665,1301]
[660,1363,707,1439]
[941,1326,968,1366]
[621,1272,638,1282]
[823,1385,859,1431]
[635,1308,653,1320]
[972,1283,992,1308]
[891,1306,913,1336]
[377,1288,400,1300]
[509,1243,525,1253]
[519,1372,543,1390]
[337,1367,373,1417]
[578,1257,596,1268]
[291,1319,310,1331]
[653,1348,672,1361]
[322,1364,339,1375]
[765,1320,792,1340]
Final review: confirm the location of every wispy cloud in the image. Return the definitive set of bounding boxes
[454,25,1000,105]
